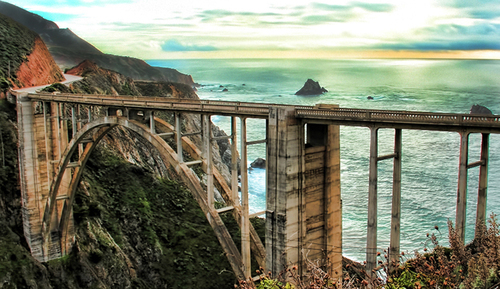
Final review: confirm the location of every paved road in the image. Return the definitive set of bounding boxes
[14,74,83,93]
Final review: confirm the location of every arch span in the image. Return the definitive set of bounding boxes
[42,115,251,280]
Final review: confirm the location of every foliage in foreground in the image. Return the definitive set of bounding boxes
[385,215,500,289]
[238,215,500,289]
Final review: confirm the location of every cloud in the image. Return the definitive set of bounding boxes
[109,22,195,32]
[376,40,500,51]
[444,0,500,20]
[297,2,394,25]
[161,39,217,52]
[301,13,355,24]
[198,9,280,23]
[353,2,395,12]
[310,3,352,12]
[425,23,500,36]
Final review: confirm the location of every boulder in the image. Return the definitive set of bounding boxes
[295,79,328,95]
[250,158,266,169]
[470,104,493,115]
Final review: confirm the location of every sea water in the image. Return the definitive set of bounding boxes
[147,58,500,261]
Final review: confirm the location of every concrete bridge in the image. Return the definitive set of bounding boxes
[15,92,500,282]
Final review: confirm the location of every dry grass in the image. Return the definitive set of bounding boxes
[238,214,500,289]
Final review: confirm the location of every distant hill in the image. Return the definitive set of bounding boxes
[0,1,195,86]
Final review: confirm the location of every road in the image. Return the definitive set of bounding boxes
[14,74,83,93]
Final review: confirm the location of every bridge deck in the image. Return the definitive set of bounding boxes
[28,93,500,133]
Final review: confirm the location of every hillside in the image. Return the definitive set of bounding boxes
[0,13,64,91]
[0,0,195,86]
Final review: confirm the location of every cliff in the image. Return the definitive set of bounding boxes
[65,60,142,96]
[13,37,65,89]
[0,0,195,86]
[0,13,64,91]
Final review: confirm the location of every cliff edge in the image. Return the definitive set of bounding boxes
[0,13,64,90]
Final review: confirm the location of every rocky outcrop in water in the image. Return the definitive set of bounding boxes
[470,104,493,115]
[295,79,328,95]
[250,158,266,169]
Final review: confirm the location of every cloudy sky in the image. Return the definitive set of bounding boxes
[5,0,500,59]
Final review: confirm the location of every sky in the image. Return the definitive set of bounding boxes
[4,0,500,59]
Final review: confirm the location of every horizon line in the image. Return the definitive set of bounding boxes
[141,49,500,60]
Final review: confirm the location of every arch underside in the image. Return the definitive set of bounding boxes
[42,115,265,280]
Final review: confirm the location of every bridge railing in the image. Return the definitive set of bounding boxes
[28,93,313,117]
[296,107,500,126]
[26,92,500,128]
[29,93,312,109]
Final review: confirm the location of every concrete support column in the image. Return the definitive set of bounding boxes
[240,117,251,279]
[266,107,302,276]
[42,102,52,186]
[71,106,76,138]
[389,129,402,269]
[325,124,342,280]
[456,131,469,242]
[203,114,214,209]
[366,126,379,276]
[87,106,92,123]
[176,113,183,163]
[476,133,489,237]
[149,111,155,134]
[231,117,239,204]
[56,103,62,160]
[17,94,43,259]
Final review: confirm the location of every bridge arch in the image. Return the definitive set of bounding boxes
[41,115,249,279]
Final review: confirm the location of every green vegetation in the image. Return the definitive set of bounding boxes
[384,217,500,289]
[0,100,18,196]
[41,82,71,93]
[0,14,37,90]
[135,81,197,99]
[70,147,265,288]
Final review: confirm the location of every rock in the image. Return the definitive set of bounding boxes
[367,96,374,100]
[222,88,228,92]
[470,104,493,115]
[250,158,266,169]
[295,79,328,95]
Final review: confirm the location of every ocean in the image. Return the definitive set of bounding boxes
[147,58,500,261]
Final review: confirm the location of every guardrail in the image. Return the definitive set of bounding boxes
[296,108,500,127]
[26,92,500,129]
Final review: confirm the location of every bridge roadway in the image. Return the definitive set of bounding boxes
[29,92,500,133]
[25,92,500,279]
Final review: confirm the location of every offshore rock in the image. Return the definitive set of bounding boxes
[470,104,493,115]
[250,158,266,169]
[295,79,328,95]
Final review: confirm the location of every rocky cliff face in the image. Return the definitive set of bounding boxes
[0,13,64,91]
[65,60,141,96]
[13,37,65,89]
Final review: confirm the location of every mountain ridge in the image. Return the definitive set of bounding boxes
[0,0,195,86]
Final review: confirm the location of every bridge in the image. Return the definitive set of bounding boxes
[14,92,500,282]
